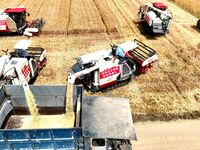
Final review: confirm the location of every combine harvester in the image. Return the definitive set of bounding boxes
[0,85,137,149]
[0,6,44,36]
[139,2,173,34]
[68,39,158,92]
[0,40,47,85]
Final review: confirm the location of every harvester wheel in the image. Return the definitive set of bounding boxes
[18,29,24,35]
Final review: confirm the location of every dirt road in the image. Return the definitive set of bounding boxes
[133,120,200,150]
[0,0,199,120]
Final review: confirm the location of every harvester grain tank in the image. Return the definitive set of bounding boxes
[68,39,158,92]
[139,2,172,34]
[0,6,44,36]
[0,40,47,85]
[0,85,137,149]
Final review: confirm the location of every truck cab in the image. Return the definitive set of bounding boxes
[82,96,136,150]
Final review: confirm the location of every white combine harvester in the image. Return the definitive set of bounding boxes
[0,6,44,36]
[68,39,158,92]
[139,2,173,34]
[0,40,47,85]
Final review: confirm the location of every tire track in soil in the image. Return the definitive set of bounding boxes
[92,0,112,37]
[67,0,72,35]
[0,0,24,9]
[111,0,137,37]
[92,0,123,38]
[36,0,71,35]
[20,0,46,21]
[17,0,26,6]
[33,0,46,18]
[68,0,106,35]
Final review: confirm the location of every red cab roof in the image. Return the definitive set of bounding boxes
[153,2,168,10]
[4,8,26,13]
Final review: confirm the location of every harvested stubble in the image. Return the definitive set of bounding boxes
[93,0,134,37]
[68,0,106,35]
[169,0,200,18]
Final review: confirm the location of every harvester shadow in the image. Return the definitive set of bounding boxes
[0,32,23,37]
[191,25,200,33]
[28,73,39,84]
[134,20,162,40]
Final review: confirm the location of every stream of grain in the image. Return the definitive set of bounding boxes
[23,83,39,118]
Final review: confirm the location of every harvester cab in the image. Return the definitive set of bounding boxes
[68,39,157,92]
[0,40,47,85]
[139,2,173,34]
[0,7,44,36]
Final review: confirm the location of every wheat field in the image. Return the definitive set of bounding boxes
[170,0,200,18]
[0,0,200,122]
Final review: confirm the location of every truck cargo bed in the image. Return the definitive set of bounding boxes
[0,85,83,149]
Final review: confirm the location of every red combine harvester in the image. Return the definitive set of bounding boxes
[68,39,158,92]
[0,7,44,36]
[139,2,173,34]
